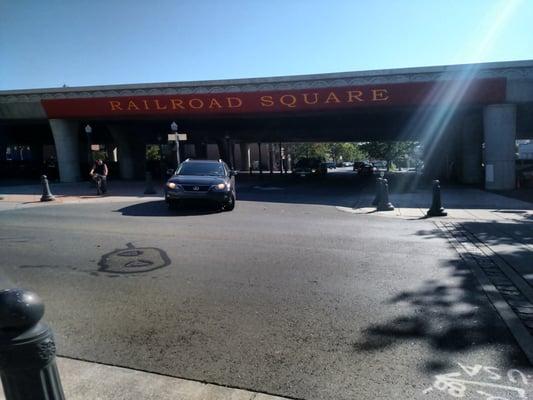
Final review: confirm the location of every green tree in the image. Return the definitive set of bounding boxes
[329,143,368,163]
[288,142,370,164]
[289,143,330,160]
[91,150,108,162]
[146,145,161,161]
[359,141,417,171]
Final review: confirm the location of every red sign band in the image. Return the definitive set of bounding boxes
[41,78,506,118]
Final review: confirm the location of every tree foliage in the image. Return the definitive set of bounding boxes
[289,143,330,160]
[329,143,368,163]
[359,141,417,170]
[289,142,368,162]
[146,145,161,161]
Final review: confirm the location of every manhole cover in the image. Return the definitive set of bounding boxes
[98,242,170,274]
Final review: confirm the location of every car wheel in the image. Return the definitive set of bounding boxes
[222,193,235,211]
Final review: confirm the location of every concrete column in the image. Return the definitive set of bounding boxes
[0,129,7,161]
[194,142,207,159]
[231,141,236,169]
[483,104,516,190]
[268,143,274,174]
[216,140,228,163]
[257,142,263,174]
[207,143,219,159]
[48,119,81,182]
[422,116,461,182]
[278,143,284,173]
[108,126,135,180]
[239,143,250,171]
[460,113,483,184]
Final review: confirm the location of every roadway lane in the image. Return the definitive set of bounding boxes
[0,187,532,399]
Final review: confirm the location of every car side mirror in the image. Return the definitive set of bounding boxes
[230,170,238,177]
[166,168,175,176]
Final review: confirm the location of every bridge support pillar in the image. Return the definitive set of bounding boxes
[216,139,230,166]
[49,119,81,182]
[0,129,7,161]
[239,143,250,171]
[195,141,207,159]
[460,113,483,184]
[268,143,274,174]
[108,125,136,180]
[483,104,516,190]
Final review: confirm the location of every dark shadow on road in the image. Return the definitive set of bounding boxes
[236,172,375,207]
[491,188,533,206]
[353,222,533,373]
[494,210,533,222]
[4,172,532,210]
[461,220,533,244]
[115,200,223,217]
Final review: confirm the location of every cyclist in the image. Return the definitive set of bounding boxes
[89,159,108,194]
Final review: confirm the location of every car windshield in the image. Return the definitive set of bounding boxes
[176,162,225,176]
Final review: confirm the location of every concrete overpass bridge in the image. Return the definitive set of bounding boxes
[1,60,533,189]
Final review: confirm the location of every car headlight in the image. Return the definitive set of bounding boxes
[167,182,177,189]
[311,169,316,173]
[216,183,226,190]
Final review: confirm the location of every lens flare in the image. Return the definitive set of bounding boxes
[394,0,522,192]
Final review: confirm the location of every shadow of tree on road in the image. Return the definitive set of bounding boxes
[353,223,533,373]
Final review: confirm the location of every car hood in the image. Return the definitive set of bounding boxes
[167,175,226,185]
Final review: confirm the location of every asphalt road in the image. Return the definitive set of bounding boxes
[1,176,532,400]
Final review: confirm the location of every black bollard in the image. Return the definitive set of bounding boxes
[426,179,447,217]
[377,178,394,211]
[144,172,156,194]
[0,288,65,400]
[40,175,55,202]
[371,177,383,206]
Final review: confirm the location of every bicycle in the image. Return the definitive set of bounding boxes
[91,173,107,195]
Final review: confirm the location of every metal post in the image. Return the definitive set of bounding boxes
[269,144,274,175]
[279,142,284,174]
[40,175,55,202]
[0,288,66,400]
[258,142,263,175]
[170,122,180,167]
[231,140,236,170]
[426,179,447,217]
[85,124,93,165]
[377,178,394,211]
[176,140,180,166]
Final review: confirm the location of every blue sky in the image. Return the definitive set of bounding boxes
[1,0,532,90]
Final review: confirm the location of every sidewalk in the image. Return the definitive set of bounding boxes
[337,186,533,222]
[0,357,290,400]
[0,178,266,206]
[0,180,164,207]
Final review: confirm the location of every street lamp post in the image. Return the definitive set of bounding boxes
[171,121,180,166]
[84,124,92,164]
[224,134,232,169]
